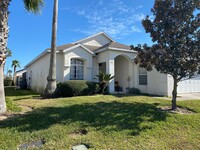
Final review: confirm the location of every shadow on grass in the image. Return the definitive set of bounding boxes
[13,96,42,101]
[112,93,166,98]
[0,101,167,135]
[5,87,39,97]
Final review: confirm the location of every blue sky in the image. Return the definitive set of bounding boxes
[6,0,155,73]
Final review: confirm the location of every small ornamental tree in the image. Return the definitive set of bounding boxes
[132,0,200,110]
[96,72,114,94]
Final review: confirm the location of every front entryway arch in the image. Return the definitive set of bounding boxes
[114,55,133,93]
[97,50,137,93]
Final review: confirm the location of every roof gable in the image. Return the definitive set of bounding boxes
[63,44,95,55]
[72,32,114,47]
[25,32,136,68]
[94,42,137,53]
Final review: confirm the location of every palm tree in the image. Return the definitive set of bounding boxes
[7,70,12,77]
[44,0,58,98]
[96,72,114,94]
[0,0,44,115]
[11,60,20,85]
[5,48,12,58]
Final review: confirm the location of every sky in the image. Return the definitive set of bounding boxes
[6,0,155,73]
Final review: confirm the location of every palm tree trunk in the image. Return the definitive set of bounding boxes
[0,0,10,114]
[172,75,178,110]
[44,0,58,98]
[13,66,16,85]
[0,65,6,114]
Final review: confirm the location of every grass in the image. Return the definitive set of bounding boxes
[1,88,200,149]
[4,87,39,113]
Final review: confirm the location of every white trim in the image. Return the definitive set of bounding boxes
[109,47,137,53]
[94,47,107,53]
[95,46,137,53]
[63,43,95,55]
[72,32,115,44]
[64,65,70,68]
[24,49,62,68]
[70,58,84,80]
[24,49,50,68]
[16,69,26,73]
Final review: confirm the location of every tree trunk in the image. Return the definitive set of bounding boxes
[44,0,58,98]
[172,76,178,110]
[0,0,10,114]
[101,82,106,94]
[13,66,16,85]
[0,65,6,114]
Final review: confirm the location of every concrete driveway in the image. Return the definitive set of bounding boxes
[177,93,200,100]
[154,93,200,101]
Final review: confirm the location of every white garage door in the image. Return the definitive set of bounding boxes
[177,76,200,93]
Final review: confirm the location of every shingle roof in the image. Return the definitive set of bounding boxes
[50,42,131,52]
[83,45,99,51]
[108,42,131,50]
[25,32,135,68]
[56,44,75,51]
[52,43,100,52]
[94,42,131,51]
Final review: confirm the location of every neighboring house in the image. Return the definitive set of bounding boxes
[24,32,200,96]
[15,69,27,89]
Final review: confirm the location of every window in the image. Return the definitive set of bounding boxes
[70,59,84,80]
[139,67,147,85]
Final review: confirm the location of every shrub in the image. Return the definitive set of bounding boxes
[57,80,100,97]
[4,77,13,86]
[84,81,100,95]
[128,87,141,95]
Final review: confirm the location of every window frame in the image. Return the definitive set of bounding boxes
[70,58,84,80]
[139,67,147,85]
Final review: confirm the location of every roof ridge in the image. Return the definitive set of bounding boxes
[72,32,115,44]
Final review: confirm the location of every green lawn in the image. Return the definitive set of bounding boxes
[1,88,200,149]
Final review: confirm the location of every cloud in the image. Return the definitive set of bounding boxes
[149,15,155,21]
[65,0,145,39]
[136,5,144,10]
[134,13,146,21]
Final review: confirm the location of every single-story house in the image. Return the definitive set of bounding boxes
[24,32,200,96]
[15,69,27,89]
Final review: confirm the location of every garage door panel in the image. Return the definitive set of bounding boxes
[177,77,200,93]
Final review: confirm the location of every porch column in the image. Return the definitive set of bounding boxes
[133,64,138,88]
[128,61,134,88]
[106,59,115,93]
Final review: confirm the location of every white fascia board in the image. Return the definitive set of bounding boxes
[94,47,107,53]
[108,47,138,53]
[95,47,137,53]
[16,69,26,74]
[24,49,50,68]
[72,32,115,44]
[81,45,95,55]
[63,43,95,55]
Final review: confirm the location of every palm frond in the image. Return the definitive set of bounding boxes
[23,0,44,14]
[11,60,20,68]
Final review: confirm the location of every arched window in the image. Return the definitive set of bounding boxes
[70,58,84,80]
